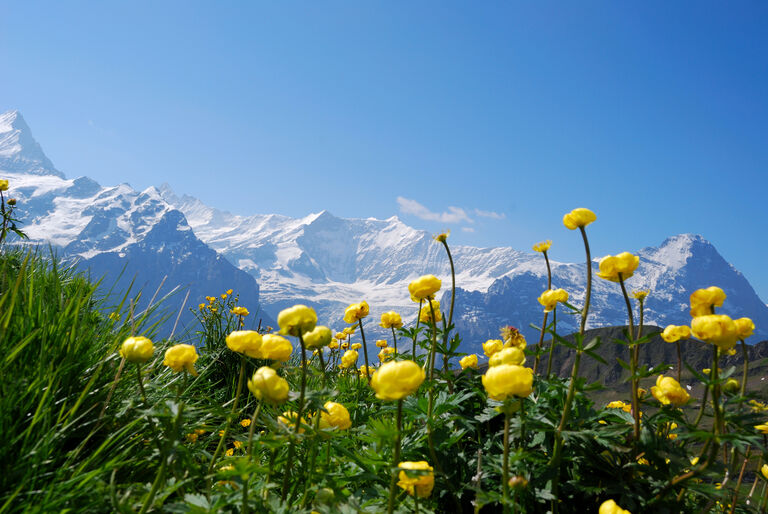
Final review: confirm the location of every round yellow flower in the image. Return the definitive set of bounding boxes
[691,314,739,351]
[375,339,388,348]
[397,461,434,498]
[537,288,569,313]
[380,311,404,329]
[481,364,533,400]
[359,365,375,378]
[660,325,691,343]
[762,464,768,480]
[459,354,478,370]
[408,274,442,301]
[532,240,552,253]
[277,304,317,337]
[344,326,356,335]
[225,448,234,457]
[259,334,294,361]
[119,336,154,363]
[690,286,727,317]
[434,231,450,243]
[562,207,596,230]
[501,326,527,350]
[340,349,359,369]
[278,411,306,433]
[341,342,349,350]
[247,366,289,404]
[419,299,442,323]
[483,339,504,357]
[303,325,333,349]
[329,341,339,350]
[755,423,768,434]
[371,360,426,401]
[335,331,347,340]
[0,179,9,192]
[596,252,640,282]
[351,342,362,350]
[599,499,632,514]
[319,401,352,430]
[230,306,249,316]
[343,301,370,324]
[240,419,251,427]
[378,347,395,362]
[489,347,525,367]
[225,330,263,358]
[651,375,690,406]
[734,317,755,340]
[163,344,198,376]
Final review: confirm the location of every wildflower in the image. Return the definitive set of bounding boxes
[335,331,347,340]
[210,307,218,313]
[221,294,227,300]
[397,461,434,498]
[240,419,251,428]
[247,366,290,404]
[194,428,206,435]
[119,336,155,363]
[661,325,691,343]
[359,365,375,378]
[489,347,525,367]
[380,311,404,329]
[186,433,198,443]
[225,448,234,457]
[532,240,552,253]
[749,400,768,412]
[537,288,569,312]
[632,290,649,301]
[482,364,533,401]
[596,252,640,282]
[734,317,755,339]
[225,330,263,358]
[329,341,339,350]
[259,334,294,361]
[651,375,690,406]
[418,299,442,323]
[230,306,249,316]
[599,499,631,514]
[340,349,359,369]
[278,411,306,433]
[219,430,226,437]
[637,388,647,399]
[562,207,596,230]
[219,464,234,473]
[762,464,768,480]
[343,301,370,324]
[109,311,121,321]
[198,303,206,311]
[278,304,317,337]
[233,441,243,449]
[408,274,442,301]
[378,347,395,362]
[376,339,388,348]
[163,344,198,375]
[483,339,504,357]
[723,378,740,394]
[459,354,478,370]
[433,230,450,243]
[606,400,631,413]
[371,360,426,401]
[351,342,362,350]
[344,326,356,335]
[0,179,8,191]
[303,325,333,349]
[691,314,739,351]
[226,289,233,295]
[319,401,352,430]
[689,286,726,317]
[755,423,768,434]
[501,326,527,350]
[7,198,15,205]
[341,342,349,350]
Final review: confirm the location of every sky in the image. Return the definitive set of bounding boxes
[1,2,768,300]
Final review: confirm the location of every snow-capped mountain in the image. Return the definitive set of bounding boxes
[0,110,268,337]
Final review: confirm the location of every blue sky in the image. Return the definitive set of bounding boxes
[2,2,768,300]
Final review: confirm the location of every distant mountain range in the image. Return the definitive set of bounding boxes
[3,109,767,353]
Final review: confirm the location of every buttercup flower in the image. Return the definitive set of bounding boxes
[483,339,504,357]
[434,230,450,243]
[419,299,442,323]
[690,286,726,317]
[119,336,154,363]
[163,344,198,375]
[319,401,352,430]
[532,239,552,253]
[278,411,306,433]
[408,274,442,301]
[240,419,251,427]
[359,365,375,378]
[335,332,347,340]
[343,326,356,335]
[762,464,768,481]
[184,432,197,442]
[691,314,739,351]
[606,400,631,413]
[482,364,533,400]
[755,423,768,434]
[303,325,333,349]
[343,301,370,324]
[340,349,359,369]
[597,252,640,282]
[351,342,362,350]
[0,179,8,191]
[277,304,317,337]
[247,366,289,404]
[378,347,395,362]
[489,347,525,367]
[230,306,249,316]
[380,311,404,329]
[226,330,263,358]
[661,325,691,343]
[734,317,755,339]
[651,375,690,406]
[459,354,478,370]
[562,207,596,230]
[397,461,434,498]
[599,499,632,514]
[501,326,527,350]
[371,360,425,401]
[259,334,294,361]
[341,342,349,350]
[632,290,649,301]
[537,288,569,313]
[375,339,388,348]
[329,340,339,350]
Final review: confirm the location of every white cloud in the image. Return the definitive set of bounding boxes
[461,227,475,233]
[397,197,473,224]
[474,208,506,220]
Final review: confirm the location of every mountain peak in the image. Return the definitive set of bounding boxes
[0,110,64,178]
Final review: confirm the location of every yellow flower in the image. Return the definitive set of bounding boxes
[186,432,198,443]
[344,326,356,335]
[329,341,339,350]
[371,360,426,401]
[119,336,155,363]
[537,288,569,313]
[351,342,362,350]
[661,325,691,343]
[380,311,404,329]
[0,179,8,191]
[408,274,442,301]
[434,230,450,243]
[749,400,768,412]
[341,342,349,350]
[247,366,290,404]
[233,441,243,449]
[691,314,739,351]
[606,400,631,413]
[259,334,294,361]
[359,365,375,378]
[278,411,306,433]
[599,499,631,514]
[482,364,533,401]
[651,375,690,406]
[762,464,768,480]
[194,428,206,435]
[378,347,395,362]
[596,252,640,282]
[397,461,434,498]
[303,325,333,349]
[375,339,388,348]
[343,301,370,324]
[532,239,552,253]
[724,378,740,394]
[221,294,227,300]
[335,331,347,340]
[319,401,352,430]
[755,423,768,434]
[7,198,15,206]
[230,306,249,316]
[226,289,233,295]
[198,303,206,311]
[109,311,121,321]
[240,419,251,428]
[225,448,234,457]
[418,299,442,323]
[501,326,527,350]
[562,207,596,230]
[277,304,317,337]
[163,344,198,375]
[734,317,755,339]
[340,349,359,369]
[226,330,263,358]
[632,290,649,301]
[483,339,504,357]
[690,286,726,317]
[489,347,525,367]
[459,354,478,370]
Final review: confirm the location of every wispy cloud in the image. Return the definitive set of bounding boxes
[397,197,473,224]
[461,227,475,233]
[474,208,506,220]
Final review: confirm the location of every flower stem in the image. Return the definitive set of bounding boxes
[502,412,511,514]
[318,350,328,387]
[391,327,398,354]
[533,251,552,374]
[546,306,557,377]
[208,354,247,475]
[358,319,371,384]
[440,239,456,329]
[246,401,263,458]
[413,299,423,361]
[136,363,148,404]
[676,341,682,382]
[387,400,403,514]
[618,275,640,443]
